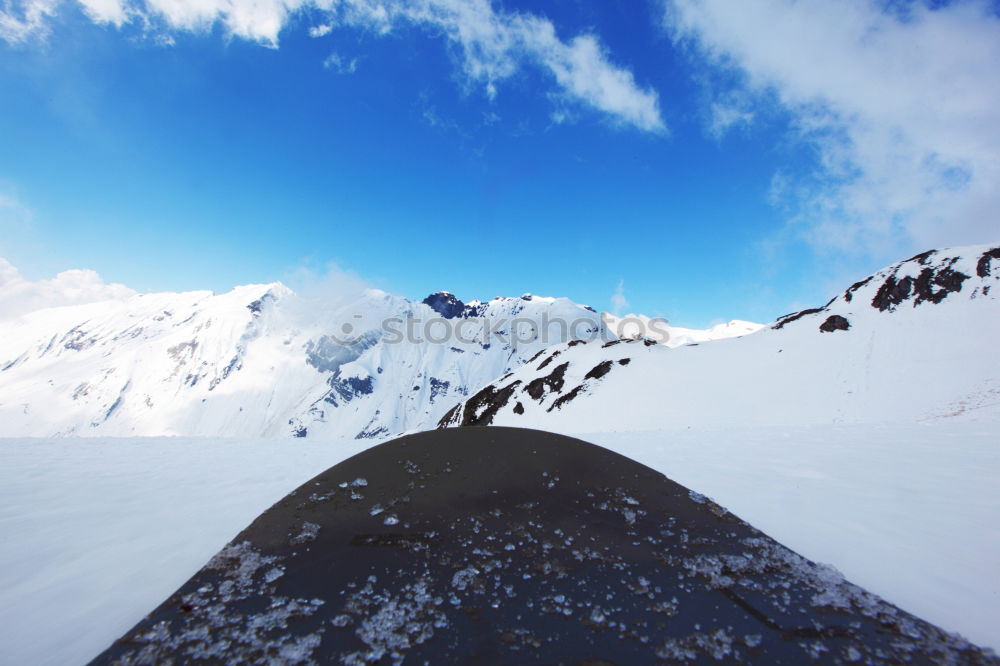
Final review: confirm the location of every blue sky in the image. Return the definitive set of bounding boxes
[1,0,998,327]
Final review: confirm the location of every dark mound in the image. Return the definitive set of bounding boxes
[90,428,995,665]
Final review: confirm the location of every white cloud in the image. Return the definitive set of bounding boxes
[0,0,57,43]
[322,50,358,73]
[666,0,1000,255]
[610,278,628,316]
[0,0,664,132]
[308,23,331,37]
[0,258,137,321]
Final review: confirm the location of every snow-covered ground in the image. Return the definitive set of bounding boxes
[0,436,371,666]
[584,423,1000,652]
[2,422,997,665]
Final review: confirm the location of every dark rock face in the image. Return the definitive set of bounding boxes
[871,262,969,312]
[428,378,450,402]
[977,247,1000,278]
[819,315,851,333]
[584,360,614,381]
[525,362,569,401]
[843,276,874,303]
[246,291,276,316]
[422,292,467,319]
[88,428,999,666]
[325,372,375,407]
[439,381,523,427]
[773,307,827,330]
[536,351,560,371]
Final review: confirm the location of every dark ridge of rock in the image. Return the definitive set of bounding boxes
[537,351,560,371]
[602,340,622,348]
[872,261,970,312]
[88,428,1000,666]
[567,340,586,347]
[618,358,631,366]
[871,274,913,312]
[526,362,569,402]
[773,307,826,330]
[246,294,270,315]
[977,247,1000,277]
[912,265,969,306]
[547,384,585,412]
[584,360,614,381]
[906,249,937,265]
[440,380,523,427]
[819,315,851,333]
[438,403,461,427]
[643,338,657,347]
[422,292,466,319]
[324,372,375,407]
[525,348,547,364]
[292,425,308,438]
[843,276,874,303]
[512,401,524,414]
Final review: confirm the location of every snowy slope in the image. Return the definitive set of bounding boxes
[1,426,998,665]
[435,243,1000,648]
[0,287,612,438]
[440,244,1000,429]
[602,312,764,347]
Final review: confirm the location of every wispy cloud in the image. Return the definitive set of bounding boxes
[322,51,358,74]
[666,0,1000,257]
[0,189,34,235]
[1,0,664,132]
[610,278,628,316]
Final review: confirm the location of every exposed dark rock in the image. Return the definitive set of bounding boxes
[512,401,524,415]
[422,292,466,319]
[618,358,631,366]
[526,362,569,402]
[567,340,586,347]
[429,378,450,402]
[872,262,970,312]
[643,338,657,347]
[912,265,969,305]
[585,360,614,381]
[439,380,523,427]
[537,351,560,370]
[819,315,851,333]
[976,247,1000,278]
[871,275,913,312]
[843,276,874,303]
[438,404,461,427]
[906,249,937,265]
[602,340,622,348]
[292,426,308,438]
[548,384,585,412]
[773,308,826,330]
[325,372,375,406]
[525,348,547,364]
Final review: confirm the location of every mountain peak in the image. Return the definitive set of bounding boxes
[422,291,466,318]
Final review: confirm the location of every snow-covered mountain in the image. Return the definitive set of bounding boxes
[602,312,764,346]
[440,244,1000,430]
[0,285,618,438]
